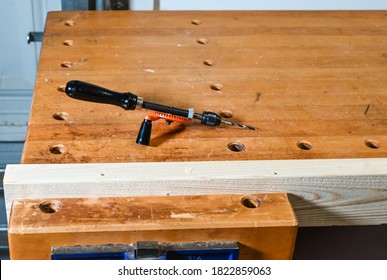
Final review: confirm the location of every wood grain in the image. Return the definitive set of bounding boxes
[8,193,298,260]
[4,159,387,227]
[22,11,387,163]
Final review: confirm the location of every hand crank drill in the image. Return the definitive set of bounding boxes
[65,80,257,146]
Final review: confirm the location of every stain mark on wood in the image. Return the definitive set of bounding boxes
[79,57,88,63]
[86,38,98,43]
[364,104,371,116]
[256,92,262,102]
[170,212,196,219]
[364,104,387,127]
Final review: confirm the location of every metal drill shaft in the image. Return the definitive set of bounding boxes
[221,119,257,130]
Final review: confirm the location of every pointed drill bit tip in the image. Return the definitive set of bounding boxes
[245,125,258,131]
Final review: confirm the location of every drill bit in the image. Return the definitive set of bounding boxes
[193,111,257,131]
[221,119,257,130]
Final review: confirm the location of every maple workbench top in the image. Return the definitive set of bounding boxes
[22,10,387,163]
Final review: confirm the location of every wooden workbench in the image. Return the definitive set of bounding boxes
[22,11,387,163]
[4,11,387,228]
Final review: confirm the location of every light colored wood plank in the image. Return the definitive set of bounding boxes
[4,158,387,227]
[22,11,387,163]
[8,193,298,260]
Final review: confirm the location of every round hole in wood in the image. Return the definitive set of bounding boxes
[203,59,215,66]
[197,38,208,44]
[365,139,381,149]
[53,112,69,121]
[210,83,223,91]
[191,19,202,25]
[60,61,73,68]
[297,140,313,150]
[227,141,245,152]
[241,196,261,208]
[64,20,74,26]
[220,110,233,118]
[39,200,62,213]
[63,40,74,46]
[57,85,66,92]
[49,144,68,155]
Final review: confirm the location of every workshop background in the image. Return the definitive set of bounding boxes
[1,0,386,260]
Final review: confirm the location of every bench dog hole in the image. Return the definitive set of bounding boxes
[61,61,73,68]
[210,83,223,91]
[57,85,66,92]
[297,140,313,150]
[227,141,245,152]
[197,38,208,44]
[203,60,215,66]
[191,19,202,25]
[241,196,262,208]
[49,144,68,155]
[53,112,69,121]
[63,40,74,46]
[220,110,233,118]
[64,20,74,26]
[365,139,381,149]
[39,200,62,213]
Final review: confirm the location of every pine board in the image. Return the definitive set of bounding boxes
[4,159,387,227]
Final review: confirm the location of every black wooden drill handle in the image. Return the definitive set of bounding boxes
[65,80,138,110]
